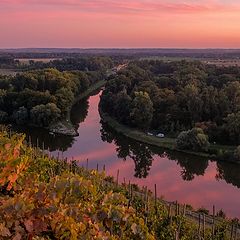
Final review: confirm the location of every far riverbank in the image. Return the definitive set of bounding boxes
[100,110,239,164]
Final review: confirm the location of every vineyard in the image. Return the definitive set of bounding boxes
[0,128,239,239]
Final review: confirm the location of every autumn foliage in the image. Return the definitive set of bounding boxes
[0,130,235,239]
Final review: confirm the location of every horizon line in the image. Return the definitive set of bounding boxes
[1,47,240,50]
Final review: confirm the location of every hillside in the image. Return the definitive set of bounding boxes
[0,128,237,239]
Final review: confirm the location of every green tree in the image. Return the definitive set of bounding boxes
[30,103,61,127]
[176,128,209,152]
[0,89,6,109]
[114,90,132,124]
[12,73,38,91]
[223,81,240,113]
[224,111,240,144]
[234,146,240,162]
[13,106,28,125]
[55,87,74,113]
[0,111,8,123]
[183,84,203,122]
[130,91,153,130]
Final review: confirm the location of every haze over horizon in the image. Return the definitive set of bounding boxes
[1,0,240,48]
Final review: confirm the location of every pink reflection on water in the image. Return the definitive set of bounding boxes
[59,92,240,218]
[74,145,116,162]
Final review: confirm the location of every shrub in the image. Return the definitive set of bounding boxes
[176,128,209,152]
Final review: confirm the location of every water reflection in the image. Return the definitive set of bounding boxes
[12,91,240,217]
[216,161,240,188]
[13,96,90,151]
[100,121,209,181]
[100,122,153,178]
[71,97,89,129]
[167,152,209,181]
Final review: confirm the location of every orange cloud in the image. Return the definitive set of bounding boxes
[1,0,240,14]
[0,0,240,48]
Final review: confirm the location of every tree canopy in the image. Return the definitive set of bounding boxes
[101,60,240,145]
[0,57,112,128]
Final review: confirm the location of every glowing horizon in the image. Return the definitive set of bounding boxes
[1,0,240,48]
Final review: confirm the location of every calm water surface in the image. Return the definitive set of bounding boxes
[18,91,240,218]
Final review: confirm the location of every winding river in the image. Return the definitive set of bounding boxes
[17,90,240,218]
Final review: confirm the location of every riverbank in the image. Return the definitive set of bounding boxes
[49,80,106,136]
[100,110,238,162]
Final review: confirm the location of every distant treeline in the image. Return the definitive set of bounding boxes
[0,56,114,71]
[101,60,240,146]
[1,48,240,61]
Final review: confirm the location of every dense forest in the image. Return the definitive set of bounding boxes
[100,60,240,148]
[0,129,237,239]
[0,57,113,128]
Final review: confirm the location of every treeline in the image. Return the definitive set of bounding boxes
[1,48,240,59]
[0,57,110,127]
[0,56,114,72]
[100,60,240,146]
[0,56,16,68]
[45,57,114,71]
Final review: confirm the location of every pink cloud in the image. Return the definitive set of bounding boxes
[1,0,240,15]
[1,0,240,48]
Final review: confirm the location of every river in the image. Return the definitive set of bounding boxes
[17,90,240,218]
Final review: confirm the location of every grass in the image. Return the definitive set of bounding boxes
[100,111,237,160]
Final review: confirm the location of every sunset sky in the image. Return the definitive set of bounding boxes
[1,0,240,48]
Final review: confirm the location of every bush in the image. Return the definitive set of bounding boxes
[176,128,209,152]
[30,103,61,127]
[234,146,240,162]
[12,106,28,125]
[0,111,8,123]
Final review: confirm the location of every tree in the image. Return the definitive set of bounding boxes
[55,87,74,113]
[13,73,38,91]
[223,81,240,113]
[234,146,240,162]
[176,128,209,152]
[114,90,132,124]
[30,103,61,127]
[0,89,7,109]
[224,111,240,144]
[183,84,203,122]
[0,111,8,123]
[12,106,28,125]
[130,91,153,130]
